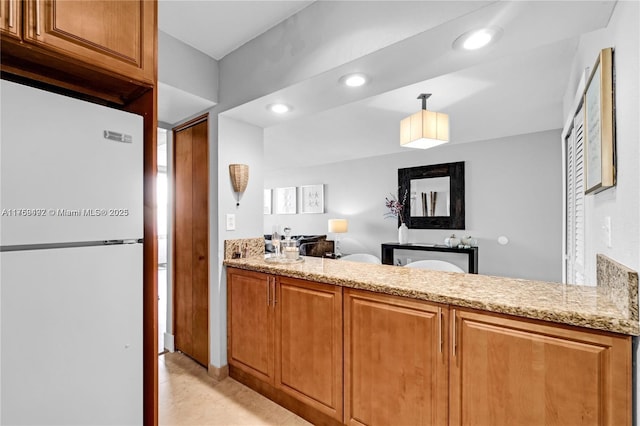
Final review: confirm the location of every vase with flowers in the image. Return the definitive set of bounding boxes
[385,189,409,244]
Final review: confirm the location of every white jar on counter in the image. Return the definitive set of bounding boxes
[282,240,299,259]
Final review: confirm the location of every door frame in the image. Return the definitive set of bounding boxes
[171,113,210,365]
[122,87,158,426]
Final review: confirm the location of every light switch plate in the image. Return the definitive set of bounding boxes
[604,216,612,248]
[226,214,236,231]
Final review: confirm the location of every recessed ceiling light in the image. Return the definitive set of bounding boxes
[453,26,503,51]
[464,30,492,49]
[268,103,291,114]
[340,73,369,87]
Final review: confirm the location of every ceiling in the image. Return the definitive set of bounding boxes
[158,1,617,170]
[158,0,314,60]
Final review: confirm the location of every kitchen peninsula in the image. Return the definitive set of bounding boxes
[224,253,637,425]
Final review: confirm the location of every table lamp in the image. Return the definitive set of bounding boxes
[328,219,348,258]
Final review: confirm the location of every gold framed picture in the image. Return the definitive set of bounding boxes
[584,47,616,194]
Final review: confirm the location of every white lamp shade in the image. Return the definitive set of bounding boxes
[328,219,348,233]
[400,109,449,149]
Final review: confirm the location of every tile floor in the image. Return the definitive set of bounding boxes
[160,352,311,425]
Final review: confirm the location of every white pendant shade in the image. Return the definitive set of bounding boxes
[400,109,449,149]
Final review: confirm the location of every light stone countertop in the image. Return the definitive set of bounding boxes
[224,255,639,336]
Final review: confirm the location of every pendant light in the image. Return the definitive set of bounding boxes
[400,93,449,149]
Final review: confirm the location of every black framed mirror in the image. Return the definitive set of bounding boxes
[398,162,465,229]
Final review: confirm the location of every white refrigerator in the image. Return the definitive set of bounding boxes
[0,80,143,425]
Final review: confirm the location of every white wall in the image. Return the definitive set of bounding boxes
[159,31,219,103]
[212,116,264,367]
[265,130,563,283]
[218,117,266,240]
[562,2,640,420]
[563,1,639,285]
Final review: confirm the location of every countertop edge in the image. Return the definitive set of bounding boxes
[224,258,640,336]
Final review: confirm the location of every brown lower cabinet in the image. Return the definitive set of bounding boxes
[227,267,632,426]
[228,269,274,383]
[449,308,631,426]
[227,268,343,423]
[344,289,448,425]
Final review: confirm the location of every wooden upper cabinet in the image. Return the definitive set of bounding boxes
[344,289,448,426]
[449,308,632,426]
[0,0,21,39]
[276,277,343,421]
[23,0,154,84]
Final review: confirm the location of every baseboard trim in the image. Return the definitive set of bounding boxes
[208,363,229,381]
[229,365,342,426]
[163,332,175,352]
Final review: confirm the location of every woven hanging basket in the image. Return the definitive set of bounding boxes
[229,164,249,193]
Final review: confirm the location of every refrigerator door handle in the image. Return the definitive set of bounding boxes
[123,239,144,244]
[104,239,144,245]
[104,240,124,245]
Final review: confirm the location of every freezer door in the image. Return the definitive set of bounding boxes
[0,244,142,425]
[0,80,143,246]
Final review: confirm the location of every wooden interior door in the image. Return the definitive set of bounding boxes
[173,115,209,367]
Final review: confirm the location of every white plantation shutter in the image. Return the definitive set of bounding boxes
[565,105,585,285]
[566,129,574,279]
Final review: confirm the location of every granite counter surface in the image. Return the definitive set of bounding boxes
[224,255,639,336]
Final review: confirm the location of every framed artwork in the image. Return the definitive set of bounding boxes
[584,47,616,194]
[274,187,296,214]
[300,184,324,214]
[263,189,272,215]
